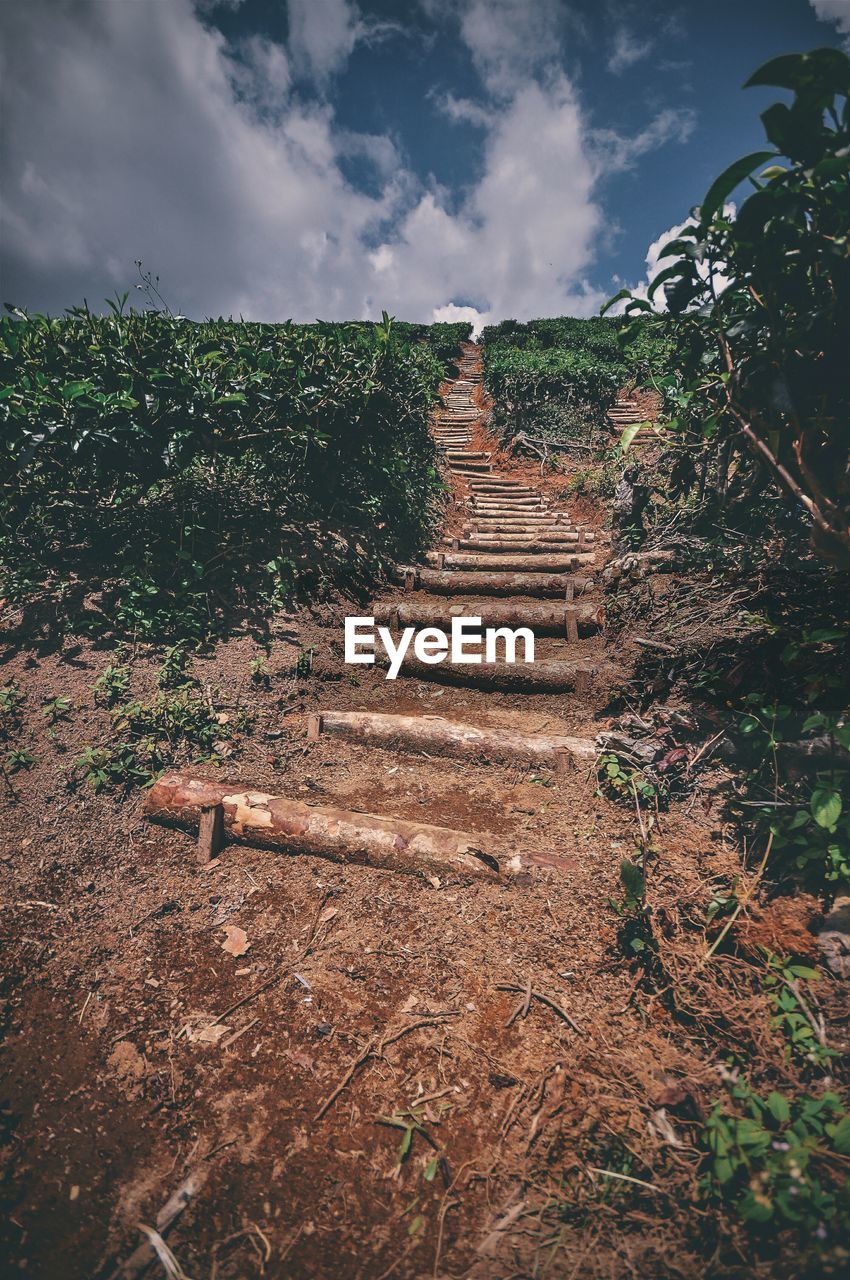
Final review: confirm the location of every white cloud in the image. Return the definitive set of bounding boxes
[286,0,361,85]
[810,1,850,45]
[619,206,734,313]
[432,302,485,336]
[459,0,565,97]
[0,0,699,328]
[435,92,492,128]
[591,107,697,172]
[608,28,653,75]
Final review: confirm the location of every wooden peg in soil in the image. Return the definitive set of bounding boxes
[197,803,224,864]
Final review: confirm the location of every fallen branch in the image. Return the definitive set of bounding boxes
[315,1016,454,1121]
[507,430,594,456]
[496,982,583,1035]
[108,1168,208,1280]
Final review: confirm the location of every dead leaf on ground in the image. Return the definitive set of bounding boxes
[188,1023,230,1045]
[221,925,250,957]
[284,1047,315,1072]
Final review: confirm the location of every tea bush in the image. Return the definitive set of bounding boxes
[0,307,460,638]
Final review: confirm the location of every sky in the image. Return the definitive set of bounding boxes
[0,0,847,330]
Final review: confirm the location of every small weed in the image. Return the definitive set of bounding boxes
[77,684,249,792]
[5,749,35,773]
[376,1102,450,1175]
[762,953,834,1069]
[705,882,740,925]
[610,857,659,970]
[0,682,26,731]
[597,751,662,806]
[250,655,271,687]
[156,643,195,689]
[294,646,315,679]
[94,654,131,707]
[76,744,153,792]
[41,696,72,726]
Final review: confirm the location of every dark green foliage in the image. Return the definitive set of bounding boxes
[609,47,850,564]
[0,308,459,638]
[700,1077,850,1236]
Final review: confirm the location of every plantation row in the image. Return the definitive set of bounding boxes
[0,309,470,638]
[480,315,672,443]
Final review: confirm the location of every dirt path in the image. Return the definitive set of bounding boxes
[1,347,740,1278]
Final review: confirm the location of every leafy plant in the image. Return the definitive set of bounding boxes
[77,683,248,792]
[0,682,26,733]
[250,655,271,687]
[294,646,315,679]
[597,751,662,805]
[4,748,35,773]
[94,654,131,707]
[41,695,72,726]
[700,1077,850,1236]
[609,47,850,564]
[0,308,454,640]
[762,953,834,1068]
[156,643,194,689]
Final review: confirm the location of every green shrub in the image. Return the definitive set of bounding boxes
[0,308,450,638]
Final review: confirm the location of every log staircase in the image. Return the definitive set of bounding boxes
[607,385,662,440]
[146,343,609,879]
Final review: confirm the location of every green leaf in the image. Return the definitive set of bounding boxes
[647,262,687,301]
[811,787,842,830]
[744,48,850,96]
[826,1115,850,1155]
[701,151,776,223]
[620,858,645,902]
[423,1156,439,1182]
[766,1092,790,1125]
[62,380,93,401]
[620,422,647,453]
[600,288,631,316]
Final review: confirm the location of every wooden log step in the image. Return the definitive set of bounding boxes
[395,653,597,693]
[144,772,501,880]
[450,539,588,553]
[464,530,591,541]
[468,481,526,488]
[460,536,591,548]
[450,464,491,473]
[465,518,565,528]
[308,711,597,772]
[465,523,564,534]
[447,451,489,461]
[469,482,537,492]
[399,568,592,596]
[470,503,545,513]
[425,552,592,572]
[471,494,542,504]
[372,599,603,635]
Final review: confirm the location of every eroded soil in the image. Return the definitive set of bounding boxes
[0,348,834,1279]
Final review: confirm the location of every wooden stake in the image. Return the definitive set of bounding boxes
[197,803,224,864]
